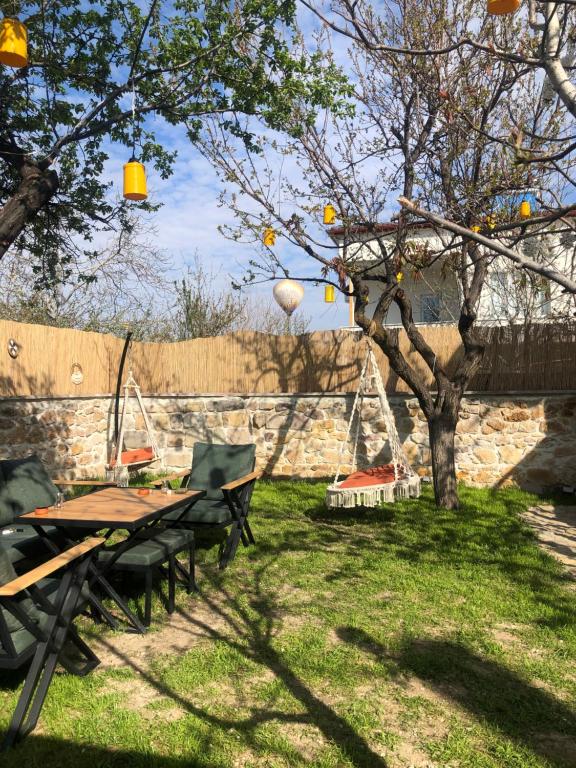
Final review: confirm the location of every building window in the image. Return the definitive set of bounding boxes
[421,294,441,323]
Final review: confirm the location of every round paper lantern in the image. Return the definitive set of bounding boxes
[263,227,276,246]
[273,279,304,316]
[0,18,27,68]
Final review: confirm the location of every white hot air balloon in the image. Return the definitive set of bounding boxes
[273,279,304,317]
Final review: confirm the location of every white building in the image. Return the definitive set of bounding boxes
[329,217,576,326]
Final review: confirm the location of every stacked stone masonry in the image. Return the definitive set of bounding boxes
[0,393,574,491]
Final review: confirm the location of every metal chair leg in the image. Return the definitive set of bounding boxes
[2,556,93,750]
[144,569,153,627]
[244,519,256,545]
[167,556,175,614]
[188,542,197,592]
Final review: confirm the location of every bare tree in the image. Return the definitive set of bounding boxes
[299,1,576,280]
[197,0,573,508]
[170,256,310,338]
[0,215,174,338]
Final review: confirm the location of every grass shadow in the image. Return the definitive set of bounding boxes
[338,627,576,768]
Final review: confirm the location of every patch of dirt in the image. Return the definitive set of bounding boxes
[87,598,232,670]
[391,740,439,768]
[276,722,327,761]
[523,505,576,578]
[402,678,445,707]
[533,731,576,765]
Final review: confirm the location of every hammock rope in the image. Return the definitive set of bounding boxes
[326,341,421,508]
[110,370,163,484]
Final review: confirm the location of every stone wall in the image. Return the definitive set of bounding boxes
[0,392,575,491]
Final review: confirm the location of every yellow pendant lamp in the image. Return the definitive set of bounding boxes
[263,227,276,246]
[123,158,147,201]
[323,204,336,225]
[519,199,531,219]
[487,0,521,15]
[0,17,28,68]
[324,285,335,303]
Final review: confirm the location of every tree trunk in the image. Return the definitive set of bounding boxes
[0,164,59,260]
[428,406,459,510]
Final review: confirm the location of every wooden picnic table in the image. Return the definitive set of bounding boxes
[16,487,205,633]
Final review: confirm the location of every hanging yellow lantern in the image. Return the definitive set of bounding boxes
[123,158,147,201]
[487,0,521,15]
[486,215,496,230]
[396,272,403,282]
[324,285,335,303]
[323,204,336,225]
[0,18,28,68]
[471,225,481,233]
[519,199,531,219]
[263,227,276,246]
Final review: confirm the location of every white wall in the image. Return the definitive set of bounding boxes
[335,224,576,326]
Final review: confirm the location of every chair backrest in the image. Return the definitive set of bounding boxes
[0,455,59,526]
[188,443,256,496]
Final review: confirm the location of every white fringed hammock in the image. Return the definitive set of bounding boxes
[325,343,421,508]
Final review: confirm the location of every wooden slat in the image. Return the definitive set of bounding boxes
[0,537,105,597]
[53,480,116,487]
[221,470,262,491]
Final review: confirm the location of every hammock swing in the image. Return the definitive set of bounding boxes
[107,332,162,482]
[110,370,162,471]
[326,343,421,508]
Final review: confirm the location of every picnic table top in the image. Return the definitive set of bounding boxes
[15,487,205,530]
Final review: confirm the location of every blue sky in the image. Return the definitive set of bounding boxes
[96,3,353,332]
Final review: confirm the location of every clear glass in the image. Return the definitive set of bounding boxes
[116,467,129,488]
[55,491,64,509]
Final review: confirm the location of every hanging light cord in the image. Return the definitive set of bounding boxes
[131,78,136,157]
[127,0,160,159]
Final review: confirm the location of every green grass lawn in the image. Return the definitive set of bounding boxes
[1,481,575,767]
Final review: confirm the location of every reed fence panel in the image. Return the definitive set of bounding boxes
[1,320,575,397]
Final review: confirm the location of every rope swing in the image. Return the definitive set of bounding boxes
[325,343,421,508]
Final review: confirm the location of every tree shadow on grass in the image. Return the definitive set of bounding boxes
[0,736,207,768]
[301,484,576,628]
[2,549,389,767]
[71,555,388,768]
[337,627,576,768]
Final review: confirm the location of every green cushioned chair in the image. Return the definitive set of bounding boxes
[0,455,59,522]
[97,527,195,626]
[0,538,103,749]
[159,442,260,569]
[0,456,61,567]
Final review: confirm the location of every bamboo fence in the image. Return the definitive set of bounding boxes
[0,319,575,397]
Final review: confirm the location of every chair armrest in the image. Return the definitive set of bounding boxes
[151,470,190,487]
[0,537,105,597]
[221,471,262,491]
[54,480,116,487]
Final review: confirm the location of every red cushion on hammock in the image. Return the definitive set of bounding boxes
[110,446,155,467]
[338,463,399,489]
